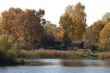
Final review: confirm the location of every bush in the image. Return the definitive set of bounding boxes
[0,34,9,50]
[17,58,25,64]
[0,34,22,65]
[102,38,110,51]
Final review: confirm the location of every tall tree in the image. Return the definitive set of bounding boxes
[60,13,73,48]
[0,8,45,48]
[72,2,86,40]
[59,2,86,49]
[60,2,86,40]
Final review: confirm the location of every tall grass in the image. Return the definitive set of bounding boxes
[20,49,110,60]
[20,49,83,59]
[95,52,110,60]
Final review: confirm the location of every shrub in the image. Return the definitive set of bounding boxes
[0,34,9,50]
[0,34,22,65]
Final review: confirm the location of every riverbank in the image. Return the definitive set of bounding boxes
[19,49,110,60]
[0,58,26,66]
[1,49,109,66]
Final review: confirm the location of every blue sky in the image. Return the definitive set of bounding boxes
[0,0,110,26]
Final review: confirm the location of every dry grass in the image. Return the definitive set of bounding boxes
[19,49,110,60]
[20,49,84,59]
[95,52,110,60]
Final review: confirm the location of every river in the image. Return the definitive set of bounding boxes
[0,59,110,73]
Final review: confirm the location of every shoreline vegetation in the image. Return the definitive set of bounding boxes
[1,2,110,66]
[0,49,110,66]
[19,49,110,66]
[21,49,110,66]
[20,50,110,60]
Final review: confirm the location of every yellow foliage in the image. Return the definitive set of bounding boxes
[100,22,110,49]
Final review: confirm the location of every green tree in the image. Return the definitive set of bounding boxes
[0,34,18,65]
[0,34,9,50]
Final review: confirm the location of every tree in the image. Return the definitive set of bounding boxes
[60,2,86,40]
[18,9,45,47]
[60,13,73,48]
[83,20,105,48]
[59,2,86,49]
[102,12,110,22]
[0,8,45,48]
[72,2,86,40]
[99,22,110,50]
[54,27,64,41]
[0,34,18,65]
[41,21,56,46]
[0,34,9,50]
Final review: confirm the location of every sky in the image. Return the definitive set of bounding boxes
[0,0,110,26]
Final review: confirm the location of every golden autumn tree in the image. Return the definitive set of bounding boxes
[60,13,73,48]
[99,22,110,50]
[0,8,45,48]
[60,2,86,41]
[83,20,105,48]
[55,27,64,42]
[73,2,86,40]
[59,2,86,48]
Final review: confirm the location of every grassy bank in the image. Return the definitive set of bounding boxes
[19,49,110,60]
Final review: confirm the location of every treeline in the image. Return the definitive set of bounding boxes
[0,7,63,65]
[60,2,110,51]
[0,8,46,65]
[0,8,63,49]
[0,8,45,48]
[0,2,110,65]
[0,3,85,50]
[0,2,110,51]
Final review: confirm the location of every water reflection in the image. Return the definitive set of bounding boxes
[0,59,110,73]
[29,59,110,67]
[60,61,87,67]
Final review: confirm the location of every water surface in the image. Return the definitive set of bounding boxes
[0,59,110,73]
